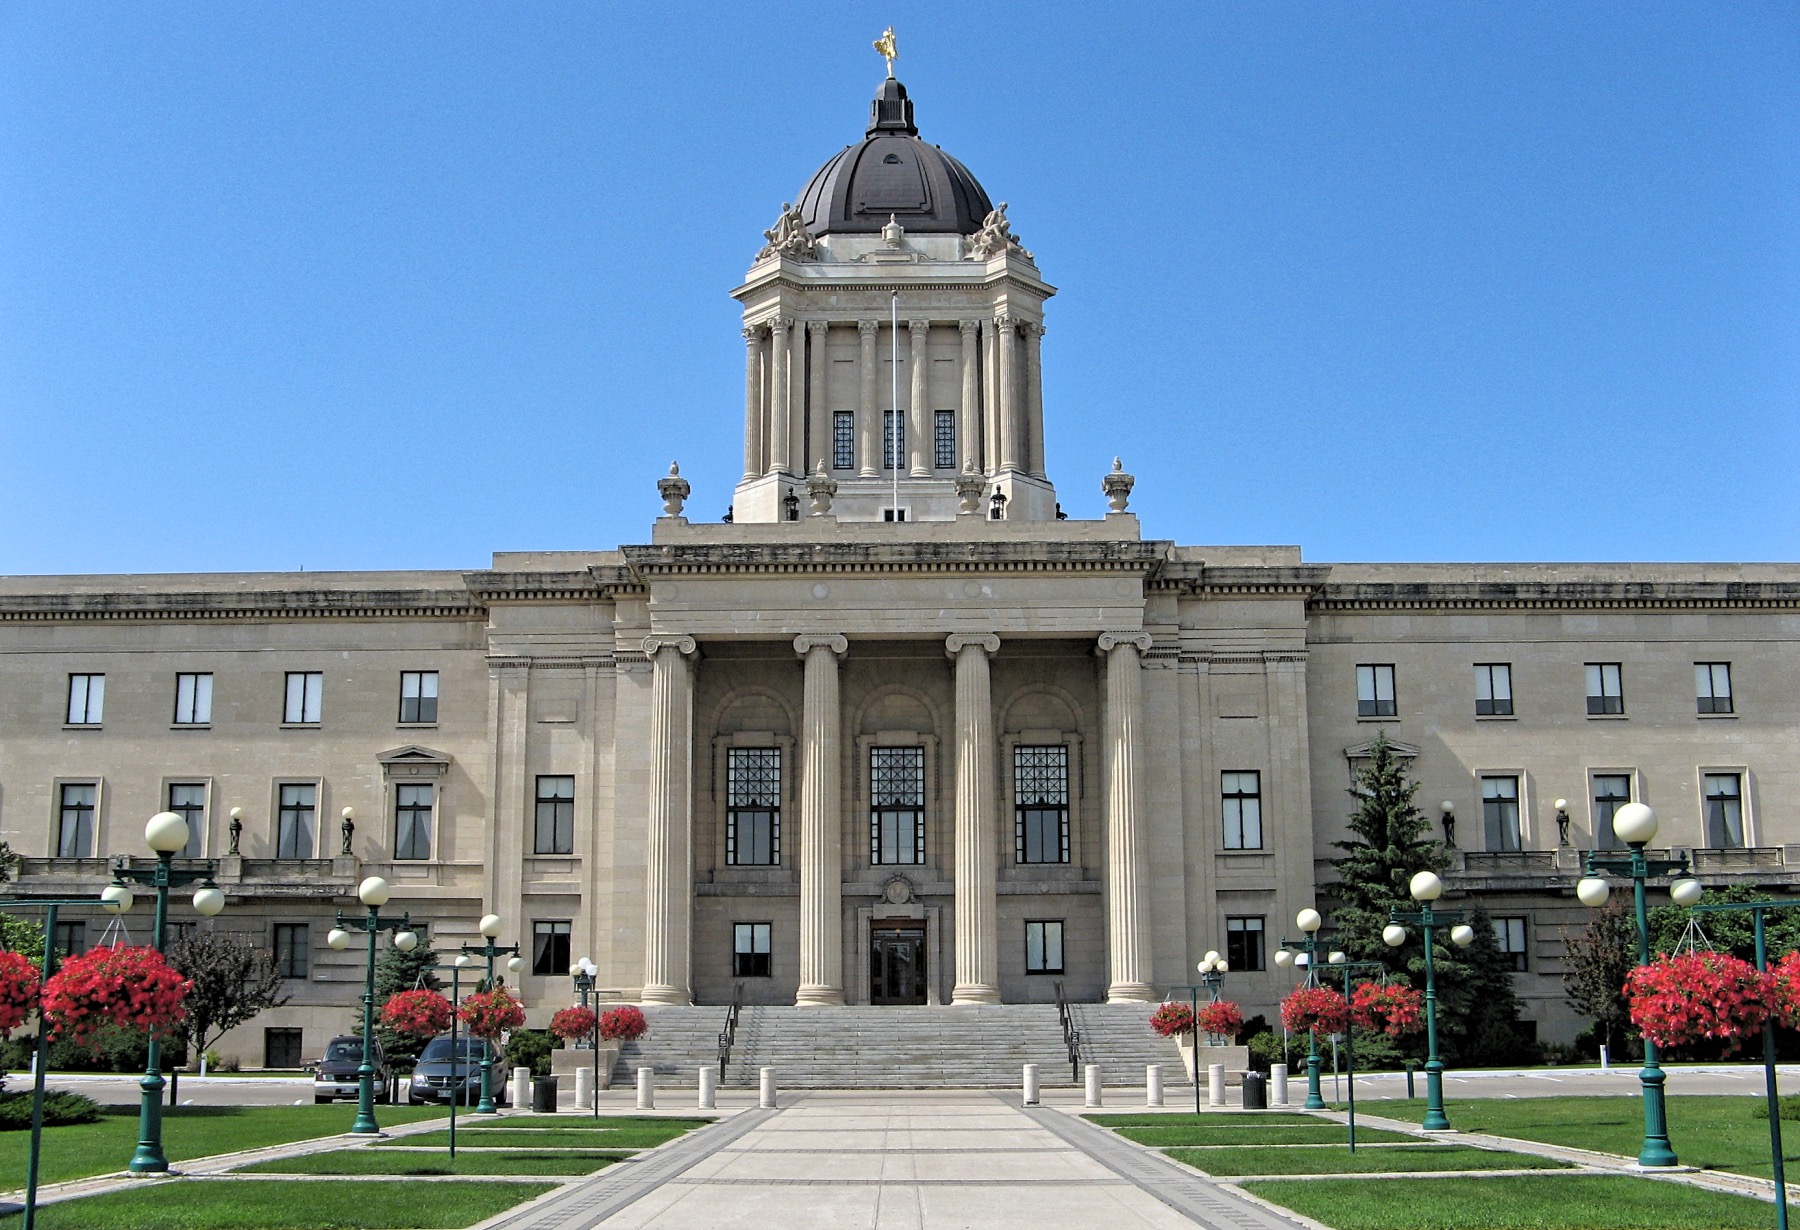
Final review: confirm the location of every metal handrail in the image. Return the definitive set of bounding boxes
[717,982,744,1082]
[1054,981,1081,1083]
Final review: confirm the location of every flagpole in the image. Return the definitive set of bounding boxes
[890,289,900,521]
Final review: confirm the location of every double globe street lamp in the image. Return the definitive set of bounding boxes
[1383,870,1474,1133]
[326,877,416,1136]
[1274,907,1327,1110]
[461,914,524,1114]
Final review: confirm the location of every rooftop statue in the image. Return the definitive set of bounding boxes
[966,202,1032,262]
[757,201,820,262]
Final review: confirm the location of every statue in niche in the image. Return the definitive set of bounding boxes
[966,202,1032,261]
[757,202,820,261]
[340,813,355,856]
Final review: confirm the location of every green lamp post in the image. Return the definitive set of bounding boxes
[1384,870,1475,1133]
[460,914,523,1115]
[1324,952,1387,1152]
[1274,907,1328,1110]
[1574,801,1692,1169]
[108,810,227,1173]
[326,876,416,1136]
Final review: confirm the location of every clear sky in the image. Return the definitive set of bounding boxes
[2,3,1795,575]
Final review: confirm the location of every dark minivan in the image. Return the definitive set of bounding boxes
[313,1035,388,1104]
[408,1035,505,1106]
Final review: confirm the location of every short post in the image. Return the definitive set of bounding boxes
[1084,1064,1103,1108]
[512,1066,530,1109]
[574,1066,594,1111]
[1145,1064,1163,1108]
[1270,1063,1289,1107]
[1404,1059,1417,1098]
[759,1066,777,1109]
[1022,1063,1040,1107]
[698,1066,717,1110]
[636,1066,655,1111]
[1599,1045,1610,1071]
[1207,1062,1225,1108]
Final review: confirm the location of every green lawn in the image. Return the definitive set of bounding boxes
[473,1115,713,1132]
[1115,1123,1414,1147]
[240,1147,626,1176]
[1241,1175,1779,1230]
[1086,1112,1327,1128]
[0,1178,552,1229]
[1375,1096,1800,1181]
[0,1105,446,1189]
[1168,1143,1568,1176]
[389,1123,698,1150]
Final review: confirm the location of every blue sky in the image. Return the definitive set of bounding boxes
[2,3,1795,574]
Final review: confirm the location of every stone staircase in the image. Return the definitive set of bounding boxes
[612,1001,1190,1089]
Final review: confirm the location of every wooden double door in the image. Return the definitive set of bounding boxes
[870,923,927,1005]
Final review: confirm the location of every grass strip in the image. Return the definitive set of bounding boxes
[1116,1124,1413,1147]
[1169,1143,1568,1176]
[472,1115,712,1131]
[240,1148,625,1176]
[1240,1174,1778,1229]
[386,1126,690,1150]
[1085,1112,1327,1128]
[0,1178,552,1229]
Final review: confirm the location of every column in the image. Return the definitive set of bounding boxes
[767,317,791,476]
[641,635,697,1005]
[742,326,764,481]
[808,321,830,473]
[958,320,982,472]
[857,321,879,477]
[997,315,1021,472]
[982,319,1000,475]
[795,633,848,1005]
[947,634,1001,1004]
[908,319,930,476]
[1025,323,1047,480]
[1099,633,1155,1002]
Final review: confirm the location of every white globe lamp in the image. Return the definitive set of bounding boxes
[101,884,135,914]
[1328,951,1346,964]
[1450,925,1476,948]
[480,914,503,939]
[145,811,189,855]
[1215,960,1229,973]
[1670,878,1704,907]
[1382,923,1407,948]
[1612,803,1658,846]
[1296,908,1322,933]
[507,956,525,975]
[1576,877,1611,907]
[394,930,419,953]
[191,886,226,917]
[1274,949,1293,968]
[1409,871,1443,903]
[358,877,390,907]
[327,928,351,951]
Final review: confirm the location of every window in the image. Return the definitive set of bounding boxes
[57,783,96,857]
[52,920,86,960]
[1221,771,1263,850]
[832,412,854,470]
[1475,664,1513,716]
[1696,663,1733,715]
[395,784,433,860]
[284,671,323,723]
[1481,775,1522,852]
[881,507,908,522]
[934,410,956,469]
[733,923,772,977]
[168,782,206,857]
[399,671,439,723]
[531,921,571,976]
[264,1027,304,1069]
[1493,916,1528,972]
[1593,774,1632,849]
[273,923,310,979]
[1014,746,1070,864]
[174,673,213,725]
[1704,773,1745,848]
[870,747,925,865]
[726,748,780,866]
[1226,916,1266,972]
[67,674,104,725]
[1356,664,1396,717]
[1586,663,1624,715]
[534,775,575,855]
[883,409,905,470]
[276,783,316,858]
[1025,921,1064,975]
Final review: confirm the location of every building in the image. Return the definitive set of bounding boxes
[3,71,1796,1068]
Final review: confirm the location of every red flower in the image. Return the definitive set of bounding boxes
[600,1005,647,1041]
[458,987,526,1041]
[1351,982,1425,1038]
[1149,1002,1195,1038]
[1281,986,1349,1035]
[1770,951,1800,1031]
[0,950,42,1036]
[551,1005,599,1042]
[1627,951,1770,1050]
[40,945,190,1046]
[380,989,453,1039]
[1196,1000,1245,1042]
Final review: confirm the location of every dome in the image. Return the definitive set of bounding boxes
[795,77,994,237]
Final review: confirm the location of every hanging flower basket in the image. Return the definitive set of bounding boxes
[1280,986,1349,1036]
[40,945,190,1046]
[551,1005,600,1042]
[600,1005,647,1042]
[1196,1000,1245,1043]
[458,987,526,1041]
[1351,982,1425,1037]
[380,989,453,1039]
[1149,1002,1195,1038]
[1626,951,1770,1050]
[0,950,42,1036]
[1769,951,1800,1031]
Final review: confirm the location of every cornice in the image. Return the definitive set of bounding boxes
[0,589,482,623]
[1310,581,1800,613]
[621,540,1168,579]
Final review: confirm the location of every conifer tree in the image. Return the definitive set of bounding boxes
[359,936,442,1067]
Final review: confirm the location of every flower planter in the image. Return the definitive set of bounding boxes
[1172,1035,1250,1084]
[551,1041,622,1087]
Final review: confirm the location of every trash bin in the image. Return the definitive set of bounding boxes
[532,1075,558,1113]
[1240,1071,1267,1110]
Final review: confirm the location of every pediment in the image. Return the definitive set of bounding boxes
[377,745,452,779]
[1342,738,1420,761]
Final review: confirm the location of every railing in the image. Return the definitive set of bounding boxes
[717,982,744,1082]
[1460,851,1562,874]
[1054,981,1081,1083]
[1692,847,1786,871]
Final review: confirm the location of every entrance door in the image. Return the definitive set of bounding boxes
[870,925,927,1005]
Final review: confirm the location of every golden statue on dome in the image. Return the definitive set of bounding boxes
[873,27,897,78]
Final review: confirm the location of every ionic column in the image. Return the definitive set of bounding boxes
[908,319,930,476]
[795,633,849,1005]
[982,319,1000,474]
[1099,632,1155,1002]
[958,320,982,472]
[1024,323,1047,480]
[767,317,792,476]
[997,315,1021,472]
[742,326,764,481]
[948,634,1001,1004]
[857,321,879,477]
[641,635,698,1005]
[808,321,830,472]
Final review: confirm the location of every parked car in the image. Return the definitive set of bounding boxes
[313,1035,389,1104]
[408,1035,506,1106]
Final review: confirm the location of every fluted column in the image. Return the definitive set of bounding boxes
[1099,632,1155,1002]
[958,320,981,472]
[948,633,1001,1004]
[908,319,930,476]
[642,635,698,1005]
[768,317,792,476]
[857,321,879,477]
[982,319,1000,475]
[795,633,849,1006]
[997,315,1021,472]
[1024,323,1047,480]
[743,326,764,481]
[807,320,830,473]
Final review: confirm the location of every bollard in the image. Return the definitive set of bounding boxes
[512,1066,531,1109]
[698,1066,717,1110]
[637,1066,655,1111]
[574,1065,593,1110]
[1599,1044,1610,1072]
[1404,1059,1417,1098]
[1084,1064,1103,1108]
[1022,1063,1040,1107]
[1208,1062,1225,1108]
[759,1066,777,1109]
[1270,1063,1289,1107]
[1146,1064,1163,1108]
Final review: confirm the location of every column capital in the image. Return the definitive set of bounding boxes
[770,316,793,335]
[642,635,697,658]
[793,633,848,658]
[858,319,880,338]
[807,319,830,338]
[958,318,981,338]
[994,313,1018,333]
[945,633,1000,659]
[908,318,931,335]
[1097,632,1152,656]
[743,325,764,344]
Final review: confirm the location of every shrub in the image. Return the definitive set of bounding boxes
[505,1028,553,1077]
[0,1089,101,1130]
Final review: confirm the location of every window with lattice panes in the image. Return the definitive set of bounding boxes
[395,784,433,860]
[727,748,781,865]
[1222,771,1262,850]
[1704,773,1744,848]
[870,747,925,865]
[1014,745,1070,864]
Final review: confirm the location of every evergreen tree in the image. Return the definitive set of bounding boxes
[362,936,442,1067]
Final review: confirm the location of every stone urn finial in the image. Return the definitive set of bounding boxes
[1102,457,1135,514]
[658,462,691,518]
[954,458,985,516]
[805,459,838,517]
